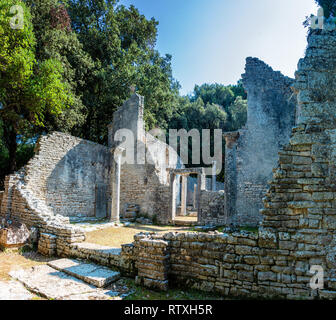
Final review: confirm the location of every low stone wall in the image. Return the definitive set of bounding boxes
[38,233,57,256]
[134,236,170,291]
[37,235,135,276]
[132,230,334,299]
[34,223,336,299]
[199,191,226,225]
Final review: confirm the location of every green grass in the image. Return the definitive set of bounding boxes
[239,226,259,234]
[216,226,259,234]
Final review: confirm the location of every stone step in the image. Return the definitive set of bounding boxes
[48,258,120,288]
[124,212,137,219]
[121,218,136,223]
[127,204,139,209]
[173,220,198,227]
[10,265,124,300]
[187,211,198,217]
[126,210,138,213]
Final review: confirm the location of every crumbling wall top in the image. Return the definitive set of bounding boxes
[242,57,294,91]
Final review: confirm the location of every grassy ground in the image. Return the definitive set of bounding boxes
[85,224,193,248]
[85,223,259,248]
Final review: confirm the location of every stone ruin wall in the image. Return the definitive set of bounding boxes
[108,94,182,224]
[0,94,181,233]
[1,132,111,220]
[200,58,297,228]
[235,58,297,226]
[130,30,336,299]
[119,163,171,222]
[0,132,113,255]
[180,177,223,209]
[118,132,179,223]
[4,26,336,302]
[225,58,297,227]
[198,191,226,225]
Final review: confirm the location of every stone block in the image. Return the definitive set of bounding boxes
[0,222,30,249]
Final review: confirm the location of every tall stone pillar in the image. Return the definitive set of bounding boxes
[223,132,240,225]
[176,175,181,206]
[212,161,217,191]
[169,173,177,223]
[193,184,197,210]
[196,169,206,221]
[181,176,187,216]
[110,147,124,223]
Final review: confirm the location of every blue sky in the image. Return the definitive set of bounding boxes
[120,0,318,95]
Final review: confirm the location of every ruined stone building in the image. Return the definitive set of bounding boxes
[2,26,336,300]
[108,93,183,222]
[0,93,185,228]
[196,58,297,227]
[0,57,299,229]
[222,58,297,227]
[131,29,336,299]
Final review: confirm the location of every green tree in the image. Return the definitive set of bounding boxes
[315,0,336,18]
[168,82,247,181]
[230,96,247,130]
[25,0,94,134]
[0,0,73,172]
[192,82,246,111]
[186,81,247,130]
[68,0,180,143]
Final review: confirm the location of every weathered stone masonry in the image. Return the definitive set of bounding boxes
[0,133,110,255]
[3,26,336,301]
[199,58,297,227]
[1,132,111,220]
[108,94,183,224]
[223,58,297,227]
[132,30,336,299]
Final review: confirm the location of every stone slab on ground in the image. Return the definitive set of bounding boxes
[75,242,122,256]
[9,265,120,300]
[0,223,31,248]
[71,220,124,232]
[48,258,120,288]
[0,280,34,300]
[73,242,122,261]
[173,219,198,227]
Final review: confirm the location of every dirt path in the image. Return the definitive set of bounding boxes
[0,251,51,281]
